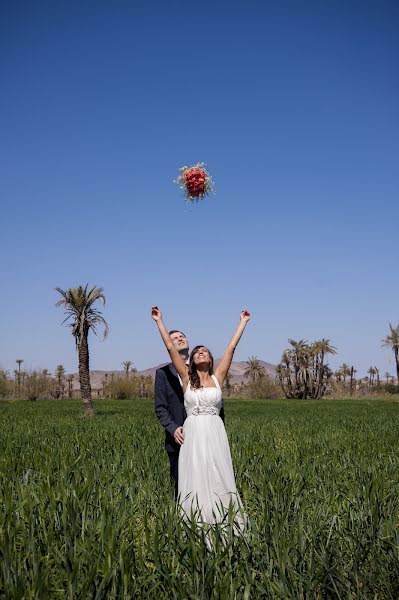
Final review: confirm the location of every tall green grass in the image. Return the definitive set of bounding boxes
[1,398,399,598]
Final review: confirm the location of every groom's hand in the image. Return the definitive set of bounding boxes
[174,426,184,445]
[151,306,162,321]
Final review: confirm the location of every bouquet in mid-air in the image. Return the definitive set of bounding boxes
[175,162,215,202]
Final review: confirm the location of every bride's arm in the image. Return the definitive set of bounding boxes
[151,306,189,386]
[214,310,251,384]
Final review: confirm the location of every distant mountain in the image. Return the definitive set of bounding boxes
[70,359,276,389]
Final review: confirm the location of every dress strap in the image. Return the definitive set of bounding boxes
[211,374,221,389]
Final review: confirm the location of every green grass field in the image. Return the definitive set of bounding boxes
[1,398,399,599]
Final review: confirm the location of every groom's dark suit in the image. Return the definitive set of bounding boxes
[155,362,225,497]
[155,363,185,497]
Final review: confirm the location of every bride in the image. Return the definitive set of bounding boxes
[151,306,251,529]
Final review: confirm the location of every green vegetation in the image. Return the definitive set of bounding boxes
[1,398,399,598]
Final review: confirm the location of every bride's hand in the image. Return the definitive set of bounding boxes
[151,306,162,321]
[240,309,251,323]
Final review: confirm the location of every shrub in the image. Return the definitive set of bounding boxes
[23,371,52,401]
[106,375,154,399]
[383,383,399,395]
[0,371,9,398]
[241,375,281,399]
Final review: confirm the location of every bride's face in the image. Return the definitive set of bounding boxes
[193,347,211,366]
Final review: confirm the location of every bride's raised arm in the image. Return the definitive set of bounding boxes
[151,306,189,386]
[214,310,251,385]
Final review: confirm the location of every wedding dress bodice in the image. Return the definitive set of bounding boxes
[184,375,222,417]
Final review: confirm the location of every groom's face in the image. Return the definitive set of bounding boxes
[170,331,189,353]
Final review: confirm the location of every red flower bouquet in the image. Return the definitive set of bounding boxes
[175,162,215,202]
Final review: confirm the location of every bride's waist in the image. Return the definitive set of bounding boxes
[186,407,220,416]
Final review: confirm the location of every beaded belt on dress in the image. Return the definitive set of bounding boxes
[189,407,219,416]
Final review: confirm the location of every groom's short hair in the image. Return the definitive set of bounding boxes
[169,329,186,338]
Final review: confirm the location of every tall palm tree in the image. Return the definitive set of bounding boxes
[286,339,310,391]
[16,359,23,390]
[367,366,376,387]
[312,339,337,397]
[56,285,108,416]
[313,339,337,366]
[244,356,266,383]
[55,364,66,398]
[349,366,357,394]
[122,360,134,379]
[374,366,380,388]
[102,373,108,398]
[339,363,351,383]
[275,363,291,396]
[66,374,74,398]
[382,323,399,383]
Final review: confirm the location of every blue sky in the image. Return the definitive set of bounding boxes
[1,0,398,378]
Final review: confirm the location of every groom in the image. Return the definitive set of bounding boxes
[155,329,224,497]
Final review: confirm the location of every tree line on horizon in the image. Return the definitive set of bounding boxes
[1,284,398,413]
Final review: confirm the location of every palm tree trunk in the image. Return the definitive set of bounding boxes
[395,349,399,384]
[317,352,324,398]
[78,335,94,416]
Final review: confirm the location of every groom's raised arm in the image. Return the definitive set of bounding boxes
[151,306,188,387]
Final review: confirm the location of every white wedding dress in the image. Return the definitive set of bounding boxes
[178,375,245,530]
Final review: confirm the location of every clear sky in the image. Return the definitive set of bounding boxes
[1,0,398,378]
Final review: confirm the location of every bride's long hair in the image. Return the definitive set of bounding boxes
[188,345,214,389]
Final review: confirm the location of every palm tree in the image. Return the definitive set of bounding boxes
[382,323,399,383]
[339,363,351,383]
[287,339,310,392]
[16,359,23,390]
[55,364,66,398]
[277,340,312,398]
[349,366,357,395]
[367,367,376,387]
[374,366,380,388]
[102,373,108,398]
[55,285,108,416]
[312,339,337,397]
[244,356,266,383]
[277,339,335,399]
[122,360,136,379]
[66,374,74,398]
[275,363,291,396]
[384,371,392,385]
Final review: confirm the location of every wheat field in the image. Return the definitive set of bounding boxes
[1,398,399,599]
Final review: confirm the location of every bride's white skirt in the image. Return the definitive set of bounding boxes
[178,415,246,531]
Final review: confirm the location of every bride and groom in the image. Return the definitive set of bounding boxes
[153,306,250,527]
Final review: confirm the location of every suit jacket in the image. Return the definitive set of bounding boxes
[154,363,225,454]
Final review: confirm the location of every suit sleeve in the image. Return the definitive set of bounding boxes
[155,369,179,437]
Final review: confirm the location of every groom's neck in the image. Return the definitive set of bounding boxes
[179,350,189,362]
